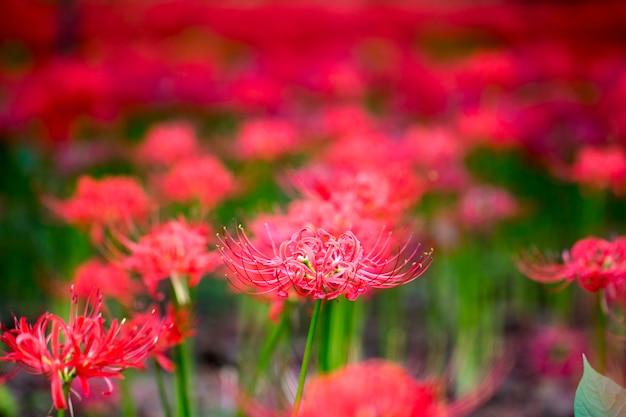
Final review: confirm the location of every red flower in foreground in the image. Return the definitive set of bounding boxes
[47,175,151,242]
[121,218,220,299]
[218,225,432,301]
[517,236,626,292]
[0,290,162,410]
[297,360,446,417]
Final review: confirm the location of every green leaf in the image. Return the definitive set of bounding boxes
[574,354,626,417]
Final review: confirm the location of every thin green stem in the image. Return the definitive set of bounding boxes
[57,383,71,417]
[154,359,173,417]
[292,299,323,417]
[120,372,136,417]
[174,336,194,417]
[248,306,290,393]
[596,292,607,374]
[170,274,194,417]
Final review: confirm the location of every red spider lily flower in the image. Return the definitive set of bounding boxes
[136,121,200,166]
[218,224,432,301]
[120,218,220,301]
[0,290,162,410]
[72,259,144,307]
[296,360,447,417]
[46,175,152,243]
[517,236,626,293]
[570,145,626,195]
[125,305,194,372]
[154,155,236,208]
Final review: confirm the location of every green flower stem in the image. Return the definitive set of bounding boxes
[120,372,136,417]
[292,299,323,417]
[248,305,290,394]
[174,338,194,417]
[318,299,359,373]
[57,383,71,417]
[596,292,607,374]
[154,359,173,417]
[170,273,195,417]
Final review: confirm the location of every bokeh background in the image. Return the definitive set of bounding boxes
[2,1,626,416]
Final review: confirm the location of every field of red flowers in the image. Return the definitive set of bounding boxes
[2,1,626,416]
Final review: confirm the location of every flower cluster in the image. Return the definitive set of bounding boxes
[0,290,163,410]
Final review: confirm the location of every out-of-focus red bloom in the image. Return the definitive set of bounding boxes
[218,224,432,301]
[0,290,162,410]
[121,218,220,298]
[457,185,519,231]
[527,326,587,380]
[297,360,446,417]
[136,121,201,166]
[517,236,626,293]
[235,118,300,161]
[72,259,143,307]
[315,104,377,138]
[570,145,626,195]
[47,175,152,243]
[5,58,116,142]
[126,305,194,372]
[154,155,236,208]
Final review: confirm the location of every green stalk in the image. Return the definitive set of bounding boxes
[57,383,71,417]
[170,273,195,417]
[292,299,323,417]
[596,292,607,374]
[247,305,290,394]
[120,372,136,417]
[174,338,193,417]
[154,359,173,417]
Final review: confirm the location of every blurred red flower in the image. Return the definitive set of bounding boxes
[154,155,236,208]
[121,218,220,298]
[47,175,152,243]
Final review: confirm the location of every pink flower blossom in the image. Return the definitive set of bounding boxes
[517,236,626,293]
[527,326,587,380]
[570,145,626,195]
[154,155,236,208]
[46,175,152,243]
[218,224,432,301]
[136,121,200,166]
[121,218,220,298]
[457,185,519,231]
[0,290,162,410]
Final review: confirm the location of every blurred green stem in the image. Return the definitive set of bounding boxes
[248,303,290,393]
[154,359,173,417]
[292,299,323,417]
[596,292,607,374]
[120,372,136,417]
[171,273,195,417]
